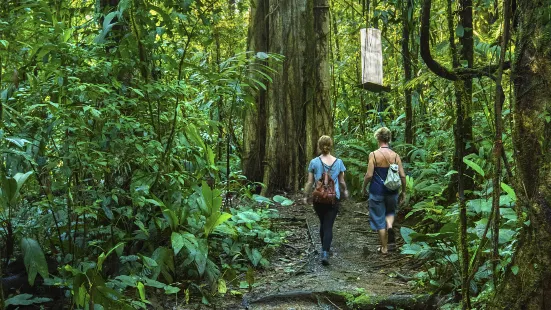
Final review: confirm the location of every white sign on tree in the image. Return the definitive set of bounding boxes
[360,28,384,88]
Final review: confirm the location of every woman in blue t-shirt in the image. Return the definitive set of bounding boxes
[362,127,406,254]
[303,135,348,265]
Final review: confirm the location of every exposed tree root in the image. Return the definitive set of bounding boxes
[243,290,435,309]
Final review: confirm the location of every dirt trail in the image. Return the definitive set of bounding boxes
[237,199,425,310]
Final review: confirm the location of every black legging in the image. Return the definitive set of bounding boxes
[313,202,339,251]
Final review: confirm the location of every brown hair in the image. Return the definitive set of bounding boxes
[374,127,392,143]
[318,135,333,155]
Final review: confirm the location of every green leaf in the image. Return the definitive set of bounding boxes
[13,171,33,196]
[5,294,52,307]
[463,158,485,177]
[205,212,232,237]
[141,255,159,268]
[273,195,294,206]
[163,209,179,231]
[239,281,249,289]
[218,279,227,294]
[252,194,273,205]
[248,248,262,267]
[145,197,165,207]
[195,239,208,275]
[511,265,519,275]
[456,25,465,37]
[202,181,222,215]
[185,124,205,149]
[137,282,146,301]
[246,267,255,288]
[5,137,30,148]
[2,176,18,203]
[256,52,269,60]
[400,227,416,244]
[97,242,124,272]
[171,232,184,255]
[21,238,49,285]
[501,182,517,202]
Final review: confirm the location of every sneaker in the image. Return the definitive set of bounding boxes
[321,251,330,265]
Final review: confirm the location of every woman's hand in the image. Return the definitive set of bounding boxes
[343,190,349,199]
[399,192,406,205]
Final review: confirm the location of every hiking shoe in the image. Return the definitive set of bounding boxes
[321,251,330,265]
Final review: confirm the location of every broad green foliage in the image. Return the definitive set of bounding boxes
[4,294,52,307]
[0,0,282,308]
[21,238,49,286]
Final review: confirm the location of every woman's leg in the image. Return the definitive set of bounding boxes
[385,194,398,228]
[377,229,388,253]
[313,203,326,245]
[369,194,388,253]
[385,194,399,248]
[321,205,338,251]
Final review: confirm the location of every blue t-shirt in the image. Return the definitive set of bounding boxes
[308,157,346,199]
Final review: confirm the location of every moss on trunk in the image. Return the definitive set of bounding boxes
[243,0,333,194]
[493,0,551,308]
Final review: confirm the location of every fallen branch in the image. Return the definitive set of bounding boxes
[354,211,370,217]
[370,256,410,269]
[325,296,344,310]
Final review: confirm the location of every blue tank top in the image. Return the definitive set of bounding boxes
[369,152,399,196]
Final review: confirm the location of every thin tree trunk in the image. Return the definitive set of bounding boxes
[402,0,413,144]
[458,0,475,195]
[491,0,511,285]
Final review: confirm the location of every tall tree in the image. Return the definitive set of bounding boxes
[494,0,551,308]
[402,0,414,145]
[243,0,333,194]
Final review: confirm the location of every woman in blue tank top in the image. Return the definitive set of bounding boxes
[362,127,406,254]
[303,135,348,265]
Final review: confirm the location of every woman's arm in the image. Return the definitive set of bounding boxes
[304,172,315,195]
[338,171,348,199]
[302,172,315,204]
[362,152,375,195]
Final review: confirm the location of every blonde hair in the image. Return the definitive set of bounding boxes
[374,127,392,143]
[318,135,333,155]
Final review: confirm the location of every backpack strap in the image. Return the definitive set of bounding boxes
[378,150,392,166]
[320,157,338,171]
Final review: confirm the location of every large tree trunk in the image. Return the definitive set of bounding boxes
[493,0,551,308]
[243,0,332,194]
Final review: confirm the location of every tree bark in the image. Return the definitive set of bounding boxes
[243,0,268,185]
[493,0,551,308]
[402,0,414,145]
[458,0,475,194]
[244,0,333,194]
[490,0,511,285]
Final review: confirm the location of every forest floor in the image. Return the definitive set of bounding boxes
[191,198,427,310]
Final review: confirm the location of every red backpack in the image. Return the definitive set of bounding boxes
[312,157,337,205]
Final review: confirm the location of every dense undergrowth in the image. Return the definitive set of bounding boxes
[334,96,519,307]
[0,1,287,308]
